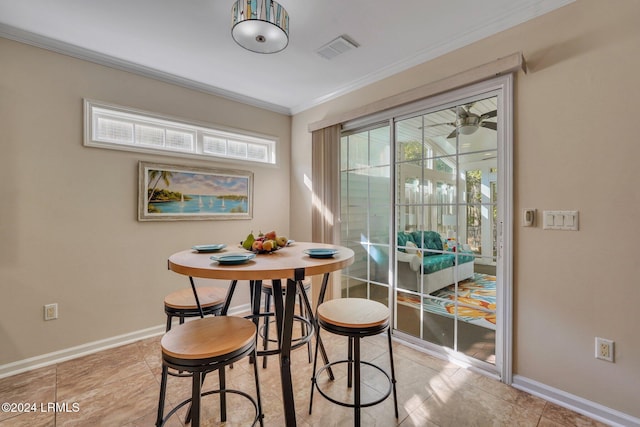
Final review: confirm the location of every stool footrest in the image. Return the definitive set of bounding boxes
[312,359,392,409]
[245,312,314,356]
[158,388,262,427]
[257,314,313,344]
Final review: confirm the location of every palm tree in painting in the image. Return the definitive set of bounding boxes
[147,170,173,203]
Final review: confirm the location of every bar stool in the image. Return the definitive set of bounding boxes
[260,280,313,368]
[156,316,264,427]
[164,286,227,331]
[309,298,398,427]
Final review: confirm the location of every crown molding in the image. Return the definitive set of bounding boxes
[0,23,292,116]
[2,0,573,117]
[290,0,574,115]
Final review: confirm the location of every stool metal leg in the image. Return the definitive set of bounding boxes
[184,372,209,425]
[308,322,322,415]
[251,347,265,427]
[191,372,202,427]
[262,291,271,368]
[354,336,361,427]
[347,336,354,388]
[388,330,399,418]
[219,368,227,422]
[156,365,169,426]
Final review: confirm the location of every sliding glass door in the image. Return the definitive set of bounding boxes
[394,95,498,364]
[338,76,512,379]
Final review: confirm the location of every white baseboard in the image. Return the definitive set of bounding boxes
[0,303,251,380]
[0,325,165,379]
[512,375,640,427]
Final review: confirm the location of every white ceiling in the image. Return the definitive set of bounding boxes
[0,0,572,115]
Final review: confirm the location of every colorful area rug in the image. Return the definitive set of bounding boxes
[399,273,496,330]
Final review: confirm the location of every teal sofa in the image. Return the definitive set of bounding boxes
[396,231,474,294]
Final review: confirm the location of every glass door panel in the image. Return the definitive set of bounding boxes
[340,125,391,301]
[394,95,498,364]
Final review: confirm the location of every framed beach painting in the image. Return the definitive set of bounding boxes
[138,161,253,221]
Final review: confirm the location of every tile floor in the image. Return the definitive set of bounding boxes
[0,322,608,426]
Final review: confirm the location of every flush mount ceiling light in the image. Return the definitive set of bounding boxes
[231,0,289,54]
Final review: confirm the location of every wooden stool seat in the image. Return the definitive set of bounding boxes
[163,286,227,332]
[161,316,256,360]
[164,286,227,310]
[156,316,264,427]
[317,298,389,329]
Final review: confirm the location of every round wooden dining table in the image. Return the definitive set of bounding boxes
[167,242,354,427]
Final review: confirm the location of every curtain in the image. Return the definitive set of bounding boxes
[310,124,341,301]
[311,124,341,244]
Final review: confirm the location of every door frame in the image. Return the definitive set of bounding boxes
[340,74,513,383]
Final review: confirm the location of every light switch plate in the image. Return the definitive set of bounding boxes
[543,210,579,230]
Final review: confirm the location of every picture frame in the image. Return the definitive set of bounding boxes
[138,161,253,221]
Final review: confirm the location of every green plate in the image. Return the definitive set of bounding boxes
[210,253,256,265]
[192,244,227,252]
[303,248,338,259]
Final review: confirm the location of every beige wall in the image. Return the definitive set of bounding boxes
[0,38,291,364]
[291,0,640,418]
[3,0,640,420]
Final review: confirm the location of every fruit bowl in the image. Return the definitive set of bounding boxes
[251,247,280,255]
[240,231,289,254]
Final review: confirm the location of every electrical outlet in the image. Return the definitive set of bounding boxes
[44,303,58,321]
[595,337,614,362]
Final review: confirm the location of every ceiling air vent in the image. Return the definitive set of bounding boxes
[315,35,358,60]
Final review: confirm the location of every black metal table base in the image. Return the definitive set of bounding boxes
[182,270,337,427]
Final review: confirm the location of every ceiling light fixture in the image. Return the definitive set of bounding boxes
[231,0,289,54]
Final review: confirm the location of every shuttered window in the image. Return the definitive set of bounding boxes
[84,99,277,164]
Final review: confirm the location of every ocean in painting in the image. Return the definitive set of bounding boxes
[149,194,247,214]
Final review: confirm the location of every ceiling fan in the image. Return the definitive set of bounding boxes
[442,104,497,139]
